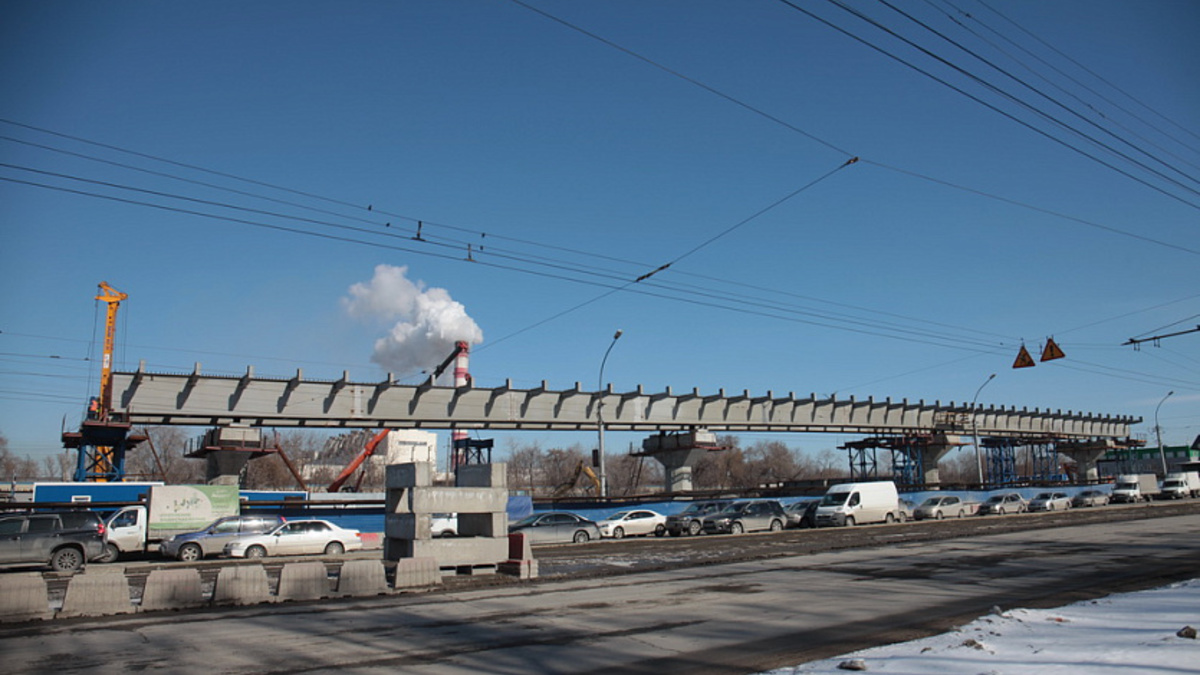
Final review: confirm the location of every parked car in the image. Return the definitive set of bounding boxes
[1028,492,1072,512]
[978,492,1027,515]
[509,512,601,545]
[897,499,916,522]
[223,519,362,558]
[785,499,819,529]
[0,511,106,573]
[701,500,786,534]
[431,513,458,537]
[664,500,732,537]
[913,495,978,520]
[596,509,667,539]
[1072,490,1110,508]
[160,514,286,562]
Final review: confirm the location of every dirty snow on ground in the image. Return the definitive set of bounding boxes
[765,578,1200,674]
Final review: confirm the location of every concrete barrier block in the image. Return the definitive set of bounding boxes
[59,572,132,617]
[392,557,441,590]
[338,559,388,597]
[0,573,51,623]
[459,512,508,538]
[400,536,509,567]
[386,462,432,489]
[498,559,539,579]
[412,487,507,514]
[140,568,205,612]
[212,565,273,606]
[456,463,507,488]
[386,513,430,540]
[277,561,329,602]
[387,487,413,514]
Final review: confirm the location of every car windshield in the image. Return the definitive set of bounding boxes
[719,502,750,514]
[1034,493,1052,500]
[820,492,849,506]
[919,498,941,507]
[512,514,541,527]
[985,495,1004,503]
[605,511,630,521]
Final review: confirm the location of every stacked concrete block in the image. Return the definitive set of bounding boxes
[384,461,520,574]
[140,568,205,612]
[391,557,441,590]
[212,565,273,606]
[337,559,388,597]
[276,561,330,602]
[59,572,133,617]
[0,573,52,622]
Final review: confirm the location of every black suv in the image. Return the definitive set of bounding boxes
[665,500,733,537]
[0,511,106,572]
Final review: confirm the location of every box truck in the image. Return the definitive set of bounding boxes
[99,484,241,561]
[1111,474,1160,503]
[1160,472,1200,499]
[815,481,901,527]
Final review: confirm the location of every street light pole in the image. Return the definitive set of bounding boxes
[972,373,996,486]
[1155,391,1174,476]
[597,329,623,498]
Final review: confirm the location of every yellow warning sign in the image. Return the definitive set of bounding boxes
[1041,337,1065,362]
[1013,345,1036,369]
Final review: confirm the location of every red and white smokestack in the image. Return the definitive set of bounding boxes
[452,341,469,470]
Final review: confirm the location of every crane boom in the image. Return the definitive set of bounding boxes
[95,281,127,420]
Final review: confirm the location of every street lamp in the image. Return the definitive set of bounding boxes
[597,329,623,498]
[972,373,996,486]
[1155,391,1174,475]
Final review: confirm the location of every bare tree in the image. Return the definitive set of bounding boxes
[542,445,589,497]
[0,433,41,481]
[743,440,799,486]
[505,440,543,495]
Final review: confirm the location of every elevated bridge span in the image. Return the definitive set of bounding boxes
[111,366,1138,439]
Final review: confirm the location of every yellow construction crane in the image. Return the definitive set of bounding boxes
[94,281,127,421]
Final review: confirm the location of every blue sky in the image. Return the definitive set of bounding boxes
[1,1,1197,466]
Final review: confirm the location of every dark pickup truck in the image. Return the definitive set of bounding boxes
[0,511,107,572]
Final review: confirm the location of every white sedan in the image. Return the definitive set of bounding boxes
[223,519,363,558]
[596,509,667,539]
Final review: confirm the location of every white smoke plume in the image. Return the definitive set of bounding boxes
[343,265,483,380]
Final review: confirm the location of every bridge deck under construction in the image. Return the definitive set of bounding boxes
[110,365,1138,439]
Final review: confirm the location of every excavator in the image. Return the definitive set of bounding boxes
[552,460,602,498]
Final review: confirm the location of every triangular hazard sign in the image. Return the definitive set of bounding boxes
[1041,337,1066,362]
[1013,345,1036,369]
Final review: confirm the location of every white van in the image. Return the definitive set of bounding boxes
[815,481,901,527]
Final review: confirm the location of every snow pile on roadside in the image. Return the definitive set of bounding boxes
[766,579,1200,674]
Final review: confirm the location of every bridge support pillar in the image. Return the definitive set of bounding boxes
[919,435,964,485]
[636,430,722,493]
[1057,439,1115,483]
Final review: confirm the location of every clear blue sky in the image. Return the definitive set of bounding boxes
[1,1,1197,465]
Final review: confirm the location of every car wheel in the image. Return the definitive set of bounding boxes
[730,522,744,534]
[245,545,267,559]
[999,507,1006,515]
[1048,503,1055,511]
[769,519,783,532]
[178,543,203,563]
[843,516,854,527]
[573,530,590,544]
[612,526,625,540]
[51,547,84,573]
[324,541,345,555]
[957,510,965,518]
[688,520,702,536]
[885,513,895,524]
[96,542,120,564]
[654,524,666,537]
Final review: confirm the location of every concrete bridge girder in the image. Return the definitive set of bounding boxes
[110,368,1138,439]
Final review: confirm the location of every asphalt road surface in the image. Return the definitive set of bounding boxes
[5,501,1200,674]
